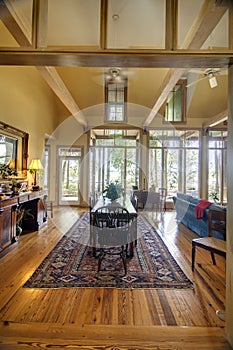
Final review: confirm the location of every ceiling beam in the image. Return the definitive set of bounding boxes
[202,109,228,128]
[165,0,178,50]
[0,0,87,128]
[100,0,108,50]
[37,67,87,127]
[0,49,231,67]
[32,0,48,48]
[143,0,231,127]
[0,0,31,46]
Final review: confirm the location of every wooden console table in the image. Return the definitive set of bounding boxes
[0,191,47,252]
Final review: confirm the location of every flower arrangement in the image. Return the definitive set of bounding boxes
[0,163,17,179]
[103,181,124,201]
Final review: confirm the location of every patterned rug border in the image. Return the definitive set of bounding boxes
[23,212,193,290]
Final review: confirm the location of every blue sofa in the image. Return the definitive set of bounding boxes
[173,192,226,239]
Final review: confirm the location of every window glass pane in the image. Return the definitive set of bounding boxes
[174,86,182,121]
[116,105,124,121]
[126,148,138,189]
[117,90,124,103]
[106,80,126,122]
[149,129,200,197]
[149,149,162,190]
[108,91,116,102]
[167,149,179,196]
[208,129,227,204]
[108,84,117,91]
[165,82,186,122]
[186,149,199,196]
[59,147,81,157]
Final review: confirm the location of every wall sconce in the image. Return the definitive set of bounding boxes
[29,158,43,191]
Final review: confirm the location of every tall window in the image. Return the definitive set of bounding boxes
[208,130,227,204]
[105,77,127,122]
[165,80,187,123]
[89,129,140,197]
[149,129,200,197]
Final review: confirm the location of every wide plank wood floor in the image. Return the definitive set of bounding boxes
[0,206,231,349]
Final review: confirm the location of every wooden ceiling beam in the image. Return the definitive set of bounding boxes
[0,49,231,67]
[37,66,87,127]
[202,109,228,128]
[0,0,31,46]
[165,0,178,50]
[143,0,230,127]
[100,0,108,50]
[32,0,48,48]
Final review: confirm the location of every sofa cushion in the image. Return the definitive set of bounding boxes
[189,197,200,205]
[176,192,193,203]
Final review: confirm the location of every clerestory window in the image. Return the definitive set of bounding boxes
[165,80,187,123]
[105,72,127,122]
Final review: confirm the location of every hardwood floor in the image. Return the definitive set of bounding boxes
[0,206,231,349]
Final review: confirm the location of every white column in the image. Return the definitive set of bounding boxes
[226,64,233,347]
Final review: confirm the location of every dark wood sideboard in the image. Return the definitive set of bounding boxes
[0,191,47,252]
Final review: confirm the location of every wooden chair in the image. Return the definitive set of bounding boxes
[44,195,54,218]
[130,193,138,211]
[144,191,160,211]
[95,206,130,275]
[192,209,226,271]
[158,187,167,211]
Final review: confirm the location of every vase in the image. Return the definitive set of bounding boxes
[16,224,23,236]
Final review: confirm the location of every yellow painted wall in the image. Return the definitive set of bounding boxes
[0,66,60,163]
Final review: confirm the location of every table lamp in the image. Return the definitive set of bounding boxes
[29,158,43,191]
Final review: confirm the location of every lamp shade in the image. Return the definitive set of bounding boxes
[209,75,218,89]
[29,159,43,170]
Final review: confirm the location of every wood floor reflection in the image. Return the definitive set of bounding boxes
[0,206,229,350]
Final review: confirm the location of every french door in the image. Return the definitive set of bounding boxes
[90,146,139,199]
[58,147,82,205]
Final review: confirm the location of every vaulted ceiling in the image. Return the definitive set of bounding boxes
[0,0,232,130]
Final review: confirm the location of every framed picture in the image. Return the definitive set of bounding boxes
[0,122,29,177]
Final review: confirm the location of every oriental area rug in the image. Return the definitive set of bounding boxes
[23,213,193,289]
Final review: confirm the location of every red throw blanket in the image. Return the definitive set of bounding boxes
[194,199,212,219]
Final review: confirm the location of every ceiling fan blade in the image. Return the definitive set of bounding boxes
[186,76,207,88]
[189,69,205,75]
[218,69,228,75]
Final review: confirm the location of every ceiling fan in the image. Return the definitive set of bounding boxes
[92,67,135,85]
[186,68,227,89]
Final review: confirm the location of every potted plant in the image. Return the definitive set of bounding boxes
[103,181,124,202]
